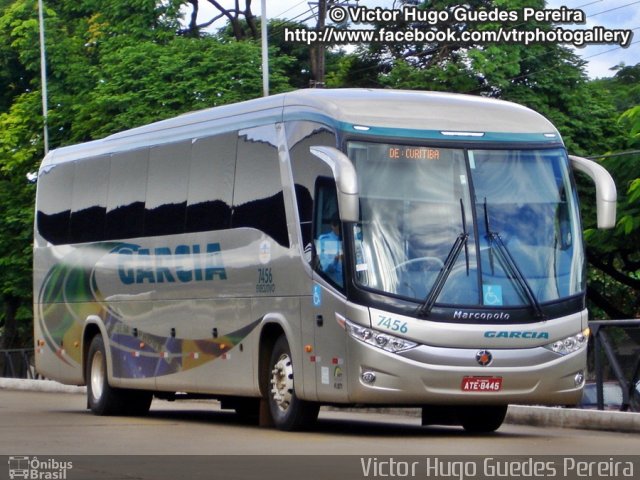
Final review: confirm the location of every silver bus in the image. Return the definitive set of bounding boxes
[33,89,616,432]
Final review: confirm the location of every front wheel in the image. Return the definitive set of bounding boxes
[459,405,507,433]
[267,335,319,431]
[86,335,152,416]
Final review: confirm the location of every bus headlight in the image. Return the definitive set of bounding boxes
[345,319,417,353]
[544,328,589,355]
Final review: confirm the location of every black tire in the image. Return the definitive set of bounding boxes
[86,335,152,416]
[233,397,260,424]
[124,389,153,416]
[267,335,319,431]
[458,405,507,433]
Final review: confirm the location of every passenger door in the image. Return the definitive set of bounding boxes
[309,178,349,401]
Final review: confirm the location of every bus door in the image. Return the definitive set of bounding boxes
[309,177,349,401]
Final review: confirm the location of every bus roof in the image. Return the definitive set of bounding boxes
[40,89,561,168]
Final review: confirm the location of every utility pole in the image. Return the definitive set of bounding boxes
[309,1,356,88]
[38,0,49,154]
[309,0,328,88]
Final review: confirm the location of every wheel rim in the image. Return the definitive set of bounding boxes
[90,350,105,402]
[270,353,293,413]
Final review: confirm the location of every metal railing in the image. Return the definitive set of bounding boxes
[0,348,38,379]
[590,319,640,412]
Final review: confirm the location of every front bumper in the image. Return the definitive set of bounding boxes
[346,337,585,406]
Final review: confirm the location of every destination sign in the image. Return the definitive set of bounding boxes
[388,146,441,160]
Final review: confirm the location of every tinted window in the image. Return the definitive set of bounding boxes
[36,162,75,245]
[287,121,337,250]
[314,178,344,288]
[232,125,289,248]
[106,149,148,240]
[186,133,236,232]
[69,156,109,243]
[145,141,190,236]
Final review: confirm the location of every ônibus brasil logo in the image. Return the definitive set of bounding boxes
[8,456,72,480]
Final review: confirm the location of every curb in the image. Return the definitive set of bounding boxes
[506,404,640,434]
[2,378,638,433]
[0,378,86,395]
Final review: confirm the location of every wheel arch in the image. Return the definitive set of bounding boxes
[82,316,110,385]
[257,318,286,397]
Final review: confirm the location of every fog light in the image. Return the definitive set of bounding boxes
[574,371,585,387]
[362,371,376,384]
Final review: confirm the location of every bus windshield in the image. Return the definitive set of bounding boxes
[348,141,584,309]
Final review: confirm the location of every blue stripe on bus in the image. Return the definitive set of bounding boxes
[336,122,564,144]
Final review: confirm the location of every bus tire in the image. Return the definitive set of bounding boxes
[86,335,152,416]
[233,397,260,423]
[267,335,319,431]
[124,390,153,416]
[459,405,507,433]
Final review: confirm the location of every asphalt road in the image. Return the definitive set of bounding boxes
[1,389,639,457]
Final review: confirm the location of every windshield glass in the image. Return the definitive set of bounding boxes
[348,141,584,308]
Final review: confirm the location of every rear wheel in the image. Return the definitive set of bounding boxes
[86,335,152,416]
[458,405,507,433]
[267,335,319,431]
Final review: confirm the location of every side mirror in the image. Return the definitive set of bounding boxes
[310,146,359,222]
[569,155,617,229]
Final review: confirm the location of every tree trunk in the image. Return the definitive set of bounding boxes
[1,295,20,350]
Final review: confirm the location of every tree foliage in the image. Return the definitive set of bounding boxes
[578,68,640,320]
[0,0,294,347]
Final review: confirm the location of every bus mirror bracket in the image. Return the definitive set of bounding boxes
[310,146,360,222]
[569,155,617,229]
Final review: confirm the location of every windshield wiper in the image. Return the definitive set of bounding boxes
[417,199,469,317]
[483,199,545,319]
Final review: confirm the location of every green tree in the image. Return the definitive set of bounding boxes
[0,92,40,348]
[0,0,294,347]
[71,37,292,141]
[580,79,640,319]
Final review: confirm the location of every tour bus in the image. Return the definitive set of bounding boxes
[33,89,616,432]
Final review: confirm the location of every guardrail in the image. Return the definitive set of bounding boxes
[0,348,38,379]
[590,319,640,412]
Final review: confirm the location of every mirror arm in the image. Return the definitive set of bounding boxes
[569,154,617,229]
[310,146,360,222]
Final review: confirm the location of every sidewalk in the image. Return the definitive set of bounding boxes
[2,377,638,433]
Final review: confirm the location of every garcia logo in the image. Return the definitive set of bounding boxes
[484,330,550,339]
[116,243,227,285]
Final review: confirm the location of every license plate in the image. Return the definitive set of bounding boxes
[461,376,503,392]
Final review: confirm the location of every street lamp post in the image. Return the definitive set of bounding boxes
[261,0,269,97]
[38,0,49,155]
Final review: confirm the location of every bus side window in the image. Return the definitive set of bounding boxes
[187,133,236,233]
[36,161,75,245]
[145,141,190,237]
[286,120,338,260]
[232,125,289,248]
[106,149,148,240]
[70,156,109,244]
[313,178,344,289]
